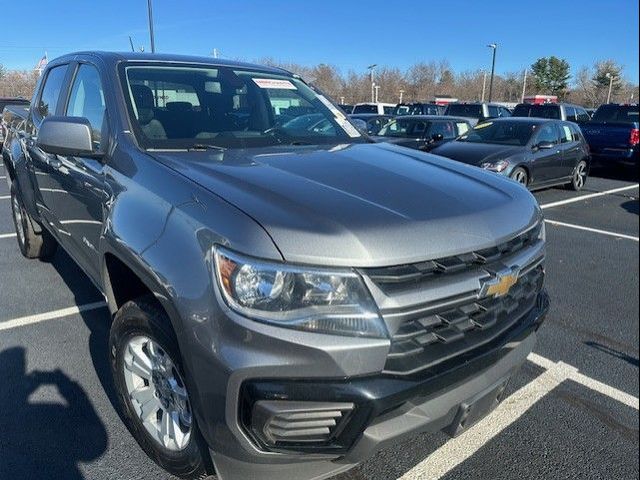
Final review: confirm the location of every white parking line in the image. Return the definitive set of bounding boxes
[540,184,639,209]
[545,219,639,242]
[0,301,107,332]
[0,232,16,239]
[400,353,639,480]
[0,195,9,200]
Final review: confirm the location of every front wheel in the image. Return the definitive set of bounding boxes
[568,160,588,191]
[109,296,211,479]
[510,167,529,187]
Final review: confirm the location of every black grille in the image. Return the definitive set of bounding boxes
[383,265,544,376]
[364,224,542,286]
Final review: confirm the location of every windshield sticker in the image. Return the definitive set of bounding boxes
[252,78,297,90]
[337,117,362,138]
[317,95,346,120]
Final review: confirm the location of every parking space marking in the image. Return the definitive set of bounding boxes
[399,366,565,480]
[540,184,639,209]
[0,232,16,239]
[545,219,639,242]
[400,352,639,480]
[0,301,107,332]
[0,195,9,200]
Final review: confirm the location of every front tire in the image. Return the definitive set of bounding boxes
[109,296,210,479]
[10,181,57,259]
[568,160,588,191]
[510,167,529,187]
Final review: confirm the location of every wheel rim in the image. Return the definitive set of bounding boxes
[513,169,527,185]
[574,162,587,189]
[12,195,25,245]
[122,336,192,451]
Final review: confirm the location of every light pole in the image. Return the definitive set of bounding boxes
[147,0,156,53]
[606,72,615,104]
[340,96,345,104]
[367,64,377,103]
[399,89,404,104]
[374,85,380,103]
[487,43,497,102]
[481,71,487,101]
[521,68,528,103]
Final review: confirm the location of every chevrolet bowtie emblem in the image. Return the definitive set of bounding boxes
[481,268,520,298]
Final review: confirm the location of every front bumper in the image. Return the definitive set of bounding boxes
[205,291,549,480]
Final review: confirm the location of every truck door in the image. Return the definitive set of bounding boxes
[45,62,109,282]
[27,64,72,237]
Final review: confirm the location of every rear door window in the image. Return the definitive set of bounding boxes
[429,121,456,139]
[38,65,69,118]
[564,106,577,122]
[535,123,560,145]
[488,106,499,118]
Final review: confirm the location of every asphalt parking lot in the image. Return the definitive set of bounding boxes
[0,164,638,480]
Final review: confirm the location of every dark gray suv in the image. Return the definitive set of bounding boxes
[3,52,548,480]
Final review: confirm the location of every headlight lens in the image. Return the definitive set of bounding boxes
[214,246,387,338]
[481,160,510,172]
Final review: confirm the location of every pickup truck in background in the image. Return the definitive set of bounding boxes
[580,104,639,167]
[2,51,548,480]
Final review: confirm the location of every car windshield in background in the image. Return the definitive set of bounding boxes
[393,104,440,116]
[378,118,431,138]
[120,64,364,150]
[591,105,639,123]
[352,104,378,114]
[458,121,536,146]
[512,104,561,119]
[446,104,483,118]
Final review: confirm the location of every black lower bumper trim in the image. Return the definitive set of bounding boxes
[240,290,549,455]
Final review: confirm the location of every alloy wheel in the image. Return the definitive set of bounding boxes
[512,169,528,185]
[12,195,25,246]
[574,162,587,190]
[122,336,193,451]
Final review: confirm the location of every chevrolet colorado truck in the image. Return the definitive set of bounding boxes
[2,52,548,480]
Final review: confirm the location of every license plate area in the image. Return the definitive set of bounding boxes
[444,378,510,437]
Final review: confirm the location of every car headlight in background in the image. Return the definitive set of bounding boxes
[481,160,510,172]
[214,246,387,338]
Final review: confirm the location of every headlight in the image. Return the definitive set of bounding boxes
[481,160,510,172]
[213,246,387,338]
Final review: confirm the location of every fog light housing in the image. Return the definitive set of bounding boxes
[251,400,355,448]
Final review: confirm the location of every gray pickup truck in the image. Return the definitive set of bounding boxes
[2,52,548,480]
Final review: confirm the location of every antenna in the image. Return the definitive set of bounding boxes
[129,36,135,52]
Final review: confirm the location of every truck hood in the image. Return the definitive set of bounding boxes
[432,141,524,166]
[150,143,540,267]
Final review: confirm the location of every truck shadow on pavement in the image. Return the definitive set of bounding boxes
[0,346,108,480]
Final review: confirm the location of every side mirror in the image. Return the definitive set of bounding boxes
[431,133,444,142]
[37,116,100,157]
[534,141,555,150]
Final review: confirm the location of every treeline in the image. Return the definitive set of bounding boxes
[2,57,638,108]
[260,57,638,108]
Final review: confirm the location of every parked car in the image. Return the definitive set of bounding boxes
[338,104,354,114]
[444,102,511,125]
[392,102,446,116]
[432,118,590,190]
[580,104,639,167]
[512,102,591,124]
[586,108,597,118]
[352,102,395,114]
[373,115,472,151]
[0,98,30,147]
[348,113,393,135]
[4,51,548,480]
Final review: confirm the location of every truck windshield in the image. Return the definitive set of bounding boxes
[457,121,537,146]
[120,64,364,150]
[445,104,483,118]
[591,105,639,123]
[512,104,561,119]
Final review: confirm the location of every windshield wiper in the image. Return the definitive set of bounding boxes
[187,143,227,152]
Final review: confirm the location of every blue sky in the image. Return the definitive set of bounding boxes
[1,0,638,83]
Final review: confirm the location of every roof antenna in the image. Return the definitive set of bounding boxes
[129,36,135,52]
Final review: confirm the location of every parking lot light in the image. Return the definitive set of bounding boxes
[487,43,497,102]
